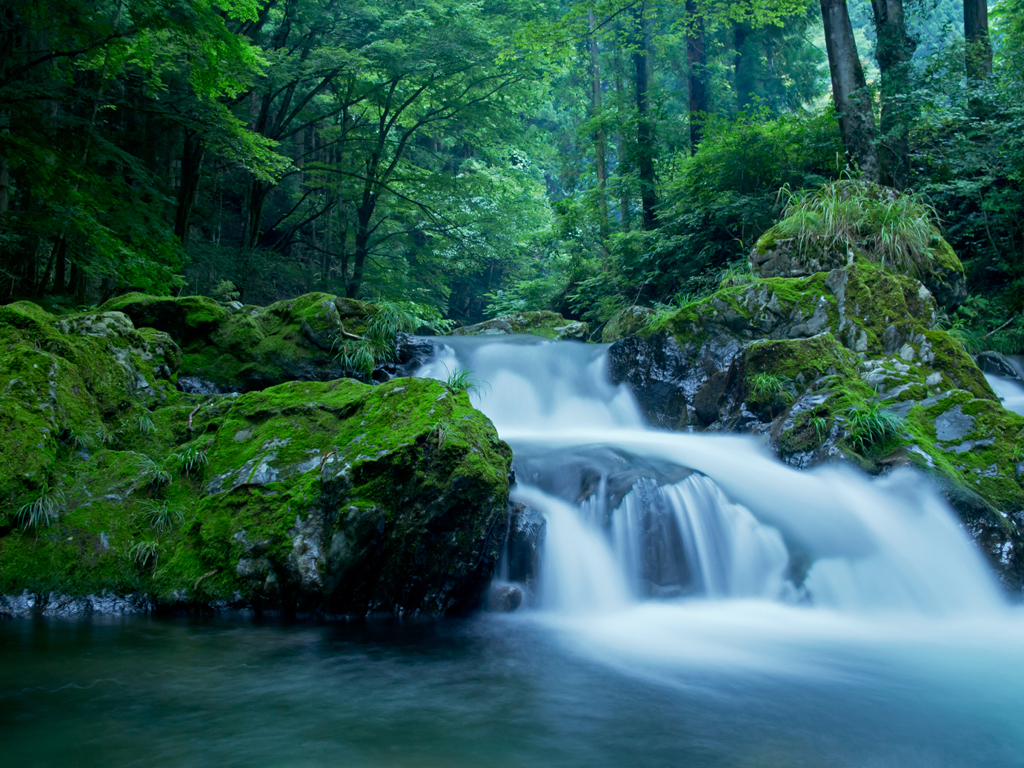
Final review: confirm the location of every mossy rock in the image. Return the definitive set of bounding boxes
[750,185,966,310]
[452,311,588,340]
[0,374,513,616]
[602,306,656,343]
[608,255,1024,589]
[0,301,181,518]
[100,293,229,343]
[103,291,380,392]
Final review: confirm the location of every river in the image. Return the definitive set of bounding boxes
[3,336,1024,767]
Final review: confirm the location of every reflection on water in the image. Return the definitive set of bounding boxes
[2,612,1024,768]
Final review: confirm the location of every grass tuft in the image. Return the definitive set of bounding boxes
[14,484,65,531]
[778,179,941,278]
[845,402,905,452]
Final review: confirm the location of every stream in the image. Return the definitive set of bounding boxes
[3,336,1024,767]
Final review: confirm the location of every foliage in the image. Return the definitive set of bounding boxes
[432,418,455,448]
[610,111,844,306]
[811,415,830,442]
[748,373,789,399]
[845,403,905,452]
[776,179,942,277]
[144,502,183,533]
[443,365,485,395]
[169,445,208,478]
[136,458,173,491]
[14,485,65,531]
[129,540,160,569]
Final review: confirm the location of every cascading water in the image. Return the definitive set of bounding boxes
[416,335,1006,620]
[985,355,1024,417]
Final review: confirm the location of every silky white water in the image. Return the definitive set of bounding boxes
[416,335,1005,614]
[986,356,1024,416]
[415,335,1024,689]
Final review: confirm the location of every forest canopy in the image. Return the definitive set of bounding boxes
[1,0,1021,351]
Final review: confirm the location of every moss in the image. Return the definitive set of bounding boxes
[1,362,513,613]
[0,301,179,514]
[454,311,588,340]
[928,236,964,274]
[602,306,656,343]
[100,293,229,343]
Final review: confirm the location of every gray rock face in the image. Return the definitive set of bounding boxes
[751,237,851,279]
[505,502,546,588]
[934,405,976,442]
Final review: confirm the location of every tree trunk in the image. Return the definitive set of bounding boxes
[733,23,754,114]
[964,0,992,80]
[633,5,658,231]
[349,198,375,298]
[686,0,709,154]
[870,0,915,187]
[613,49,630,232]
[174,128,204,244]
[820,0,879,182]
[54,235,66,294]
[589,8,610,242]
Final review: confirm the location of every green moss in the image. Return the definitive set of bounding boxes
[454,311,588,340]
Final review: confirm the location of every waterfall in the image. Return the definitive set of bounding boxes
[415,335,1006,617]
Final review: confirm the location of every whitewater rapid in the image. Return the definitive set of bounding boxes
[415,335,1021,679]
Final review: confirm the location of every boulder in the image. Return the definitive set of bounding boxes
[602,306,657,343]
[0,302,514,617]
[751,181,968,310]
[102,292,400,392]
[452,311,588,340]
[608,256,1024,593]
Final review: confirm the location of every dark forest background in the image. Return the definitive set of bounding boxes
[1,0,1022,351]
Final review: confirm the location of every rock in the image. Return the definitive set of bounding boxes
[506,501,546,586]
[749,181,967,311]
[101,292,398,392]
[608,255,1024,592]
[452,311,589,340]
[152,377,513,616]
[487,583,523,612]
[0,301,514,616]
[976,350,1024,383]
[0,301,180,510]
[602,306,657,343]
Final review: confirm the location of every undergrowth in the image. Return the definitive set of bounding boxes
[777,178,941,278]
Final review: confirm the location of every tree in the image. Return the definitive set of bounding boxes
[820,0,878,181]
[870,0,915,186]
[964,0,992,80]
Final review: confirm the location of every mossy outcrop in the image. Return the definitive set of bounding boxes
[0,302,513,616]
[751,181,967,310]
[608,255,1024,592]
[452,311,588,340]
[601,306,657,343]
[101,292,387,392]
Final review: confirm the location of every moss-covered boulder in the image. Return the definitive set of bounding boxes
[750,180,967,310]
[0,301,181,520]
[602,306,657,343]
[101,292,386,392]
[0,312,513,618]
[452,311,588,340]
[608,256,1024,591]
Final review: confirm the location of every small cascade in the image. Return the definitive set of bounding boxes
[415,335,1007,617]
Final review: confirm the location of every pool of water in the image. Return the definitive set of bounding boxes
[3,608,1024,768]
